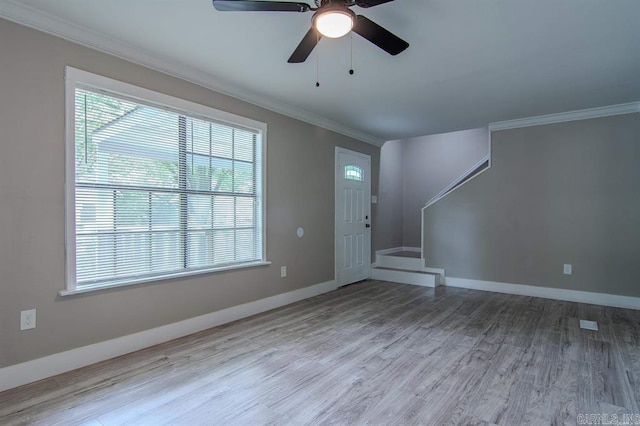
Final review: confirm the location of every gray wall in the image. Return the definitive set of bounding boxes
[375,139,404,250]
[400,128,489,247]
[423,113,640,297]
[0,18,381,368]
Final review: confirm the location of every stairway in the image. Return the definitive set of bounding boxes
[371,248,444,288]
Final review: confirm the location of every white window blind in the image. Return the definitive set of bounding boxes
[67,71,265,292]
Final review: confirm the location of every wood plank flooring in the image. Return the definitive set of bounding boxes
[1,280,639,425]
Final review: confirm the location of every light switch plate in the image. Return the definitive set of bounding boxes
[563,264,572,275]
[371,195,377,204]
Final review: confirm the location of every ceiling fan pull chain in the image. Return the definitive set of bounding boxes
[349,32,355,75]
[316,31,321,87]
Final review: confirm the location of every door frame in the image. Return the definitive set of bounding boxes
[335,147,372,287]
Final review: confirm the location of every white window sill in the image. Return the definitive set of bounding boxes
[59,261,272,296]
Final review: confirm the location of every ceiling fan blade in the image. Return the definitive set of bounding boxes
[288,27,321,63]
[355,0,395,8]
[212,0,311,12]
[352,15,409,56]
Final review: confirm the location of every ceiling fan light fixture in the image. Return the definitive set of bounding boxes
[313,7,355,38]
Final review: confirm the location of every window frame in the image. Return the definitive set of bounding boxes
[62,67,268,296]
[344,165,364,181]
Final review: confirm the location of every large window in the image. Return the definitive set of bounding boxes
[64,68,266,294]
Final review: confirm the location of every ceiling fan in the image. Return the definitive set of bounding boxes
[211,0,409,63]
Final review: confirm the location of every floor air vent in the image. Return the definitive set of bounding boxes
[579,320,598,331]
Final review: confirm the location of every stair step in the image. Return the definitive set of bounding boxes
[371,266,438,288]
[376,253,423,271]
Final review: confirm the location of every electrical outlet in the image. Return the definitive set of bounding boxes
[20,309,36,330]
[280,266,287,278]
[563,264,572,275]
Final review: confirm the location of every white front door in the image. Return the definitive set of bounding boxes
[335,147,371,287]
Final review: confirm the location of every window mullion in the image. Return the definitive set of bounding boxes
[253,133,258,259]
[232,129,237,263]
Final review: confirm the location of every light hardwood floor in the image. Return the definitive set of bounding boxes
[1,280,639,425]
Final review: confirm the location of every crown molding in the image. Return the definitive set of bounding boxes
[488,102,640,132]
[0,1,384,146]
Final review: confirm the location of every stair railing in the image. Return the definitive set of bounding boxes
[420,154,490,261]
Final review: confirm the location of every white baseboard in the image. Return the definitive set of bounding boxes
[401,246,421,253]
[375,247,403,255]
[446,277,640,310]
[371,268,437,288]
[423,267,446,286]
[422,266,445,276]
[375,246,421,255]
[0,280,337,393]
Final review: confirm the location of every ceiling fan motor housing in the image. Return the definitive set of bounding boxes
[319,0,353,7]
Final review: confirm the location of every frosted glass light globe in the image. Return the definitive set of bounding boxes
[315,10,354,38]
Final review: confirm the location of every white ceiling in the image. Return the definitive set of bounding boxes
[2,0,640,144]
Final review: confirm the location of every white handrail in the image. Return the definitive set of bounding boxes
[420,154,490,263]
[422,154,490,211]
